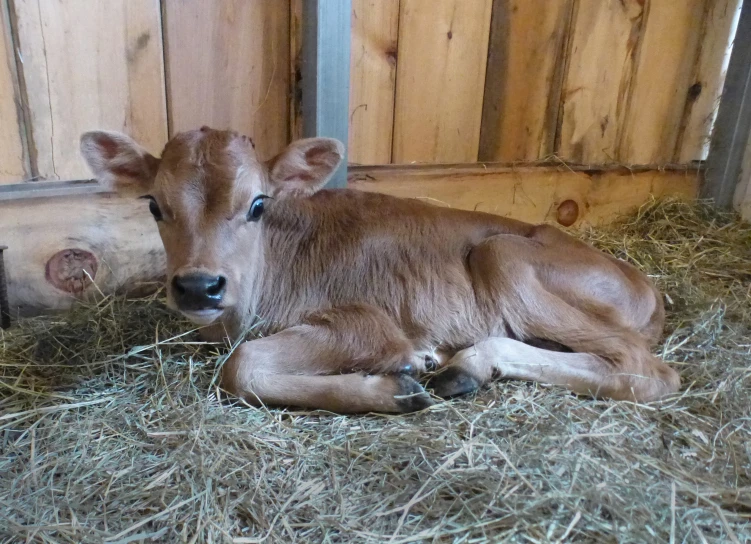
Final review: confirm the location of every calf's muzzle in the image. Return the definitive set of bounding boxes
[171,272,226,310]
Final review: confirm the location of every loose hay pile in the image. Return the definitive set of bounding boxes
[1,199,750,543]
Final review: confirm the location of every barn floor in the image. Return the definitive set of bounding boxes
[1,199,750,543]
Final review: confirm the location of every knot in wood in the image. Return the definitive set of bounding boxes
[45,249,99,295]
[556,200,580,227]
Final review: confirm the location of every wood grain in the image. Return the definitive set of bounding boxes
[392,0,493,164]
[479,0,573,162]
[348,0,400,165]
[676,0,742,163]
[289,0,303,142]
[164,0,290,161]
[2,193,164,314]
[349,164,699,227]
[619,0,707,164]
[557,0,645,164]
[12,0,167,181]
[0,0,28,183]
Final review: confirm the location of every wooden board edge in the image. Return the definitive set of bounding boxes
[349,164,700,227]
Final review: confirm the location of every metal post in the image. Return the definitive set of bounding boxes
[702,0,751,207]
[0,246,10,329]
[301,0,352,188]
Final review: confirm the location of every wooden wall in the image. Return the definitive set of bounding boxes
[0,0,28,182]
[0,0,741,184]
[347,0,742,166]
[0,0,290,183]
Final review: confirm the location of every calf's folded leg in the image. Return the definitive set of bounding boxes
[220,304,434,413]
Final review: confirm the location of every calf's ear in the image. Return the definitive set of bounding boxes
[267,138,344,197]
[80,130,160,196]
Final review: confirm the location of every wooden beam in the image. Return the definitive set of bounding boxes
[301,0,352,187]
[349,163,700,227]
[2,193,163,316]
[703,0,751,207]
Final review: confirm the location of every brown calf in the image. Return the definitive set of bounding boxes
[80,127,680,413]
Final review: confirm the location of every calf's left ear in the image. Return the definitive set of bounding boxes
[80,130,160,196]
[267,138,344,196]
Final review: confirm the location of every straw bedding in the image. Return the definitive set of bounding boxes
[1,199,750,543]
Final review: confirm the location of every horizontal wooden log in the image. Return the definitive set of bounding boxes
[2,193,164,317]
[1,165,699,316]
[349,163,700,226]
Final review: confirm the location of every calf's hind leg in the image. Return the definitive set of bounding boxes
[429,233,680,402]
[433,336,678,402]
[221,304,434,414]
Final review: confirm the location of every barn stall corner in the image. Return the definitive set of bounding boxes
[1,0,746,313]
[1,0,751,542]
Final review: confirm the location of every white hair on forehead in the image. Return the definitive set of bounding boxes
[231,161,268,210]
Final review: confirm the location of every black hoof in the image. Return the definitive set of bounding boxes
[394,374,434,413]
[427,367,481,398]
[424,355,438,372]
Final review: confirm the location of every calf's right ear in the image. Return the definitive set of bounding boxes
[80,131,160,196]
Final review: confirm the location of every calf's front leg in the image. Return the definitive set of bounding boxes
[219,304,434,414]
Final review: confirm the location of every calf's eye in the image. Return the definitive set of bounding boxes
[247,195,267,222]
[140,195,163,221]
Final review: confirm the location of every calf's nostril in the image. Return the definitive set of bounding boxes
[172,276,186,295]
[207,276,226,297]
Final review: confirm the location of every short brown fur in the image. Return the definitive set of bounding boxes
[80,127,680,413]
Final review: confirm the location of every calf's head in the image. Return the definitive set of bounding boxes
[80,127,344,325]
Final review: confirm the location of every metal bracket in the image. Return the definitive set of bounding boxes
[0,179,107,201]
[301,0,352,188]
[702,0,751,207]
[0,245,10,329]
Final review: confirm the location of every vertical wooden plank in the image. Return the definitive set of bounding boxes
[557,0,645,165]
[164,0,290,161]
[290,0,304,142]
[619,0,708,165]
[348,0,399,165]
[677,0,743,163]
[479,0,573,163]
[392,0,493,164]
[12,0,167,181]
[0,0,28,183]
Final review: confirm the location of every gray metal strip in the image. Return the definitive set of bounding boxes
[301,0,352,188]
[702,0,751,207]
[0,180,109,201]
